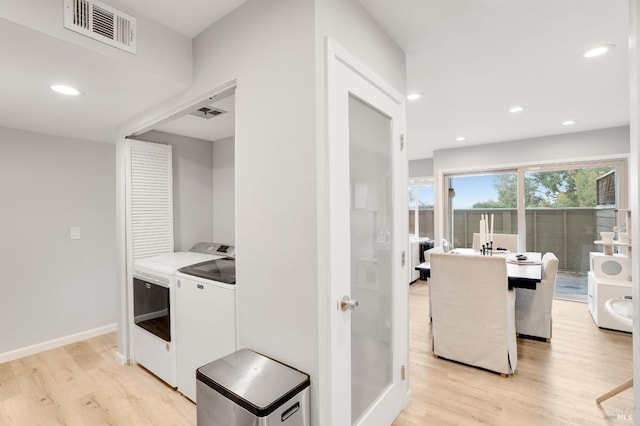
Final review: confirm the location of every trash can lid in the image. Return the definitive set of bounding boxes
[196,349,310,417]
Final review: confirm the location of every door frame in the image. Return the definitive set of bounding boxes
[321,37,410,425]
[114,80,237,365]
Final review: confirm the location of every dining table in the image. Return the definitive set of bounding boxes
[414,249,543,290]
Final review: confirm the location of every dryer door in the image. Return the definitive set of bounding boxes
[133,277,171,342]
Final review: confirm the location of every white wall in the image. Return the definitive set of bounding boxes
[314,0,406,91]
[118,1,405,423]
[212,136,235,245]
[120,0,320,418]
[131,130,214,251]
[192,0,318,383]
[0,0,192,85]
[0,127,117,354]
[409,158,434,177]
[434,126,629,172]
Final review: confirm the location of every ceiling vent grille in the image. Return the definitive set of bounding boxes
[189,107,227,120]
[64,0,136,54]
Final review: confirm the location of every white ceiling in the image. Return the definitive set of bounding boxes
[121,0,248,38]
[0,16,188,143]
[0,1,629,154]
[0,1,243,144]
[117,0,244,143]
[153,94,236,142]
[359,0,629,159]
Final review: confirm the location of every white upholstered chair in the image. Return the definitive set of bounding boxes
[430,252,517,375]
[515,252,559,341]
[472,232,519,252]
[423,246,444,319]
[424,246,444,262]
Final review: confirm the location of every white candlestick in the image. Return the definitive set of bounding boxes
[482,215,489,246]
[490,214,494,242]
[484,215,488,245]
[480,218,485,247]
[485,216,489,245]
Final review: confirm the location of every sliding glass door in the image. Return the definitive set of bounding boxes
[524,164,620,300]
[444,159,627,300]
[447,171,517,249]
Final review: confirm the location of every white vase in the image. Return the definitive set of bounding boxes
[600,231,615,243]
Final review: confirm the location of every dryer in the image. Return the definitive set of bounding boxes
[132,243,234,387]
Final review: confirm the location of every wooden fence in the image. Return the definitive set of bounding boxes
[411,207,616,273]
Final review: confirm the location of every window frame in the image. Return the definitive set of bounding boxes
[408,176,434,239]
[441,158,628,251]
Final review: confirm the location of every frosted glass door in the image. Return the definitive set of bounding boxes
[327,40,408,426]
[349,95,393,423]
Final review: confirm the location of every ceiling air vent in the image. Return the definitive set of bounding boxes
[63,0,136,54]
[189,107,227,120]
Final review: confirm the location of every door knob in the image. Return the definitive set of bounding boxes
[340,295,359,311]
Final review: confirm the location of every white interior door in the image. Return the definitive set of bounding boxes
[327,40,409,426]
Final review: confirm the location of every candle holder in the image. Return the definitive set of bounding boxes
[481,242,494,256]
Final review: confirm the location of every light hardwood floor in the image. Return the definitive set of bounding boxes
[0,282,633,425]
[0,334,196,425]
[393,281,633,425]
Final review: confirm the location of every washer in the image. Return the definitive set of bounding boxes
[132,243,234,387]
[175,257,237,402]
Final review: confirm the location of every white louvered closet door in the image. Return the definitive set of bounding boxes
[126,139,174,261]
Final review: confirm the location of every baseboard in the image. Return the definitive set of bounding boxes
[0,323,117,364]
[405,388,413,406]
[115,351,129,366]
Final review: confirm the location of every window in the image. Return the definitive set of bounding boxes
[443,159,627,300]
[524,164,619,299]
[447,171,517,249]
[408,177,434,239]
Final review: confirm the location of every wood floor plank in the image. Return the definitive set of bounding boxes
[0,361,20,402]
[1,335,196,425]
[64,340,105,372]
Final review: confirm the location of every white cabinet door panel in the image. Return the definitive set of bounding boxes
[176,275,237,402]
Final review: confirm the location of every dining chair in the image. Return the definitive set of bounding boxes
[430,252,517,376]
[424,246,444,262]
[423,246,444,320]
[514,252,559,341]
[472,232,519,252]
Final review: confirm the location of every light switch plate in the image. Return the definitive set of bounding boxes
[70,227,81,240]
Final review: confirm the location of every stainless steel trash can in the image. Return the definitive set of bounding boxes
[196,349,310,426]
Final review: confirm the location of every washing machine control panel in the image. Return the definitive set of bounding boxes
[190,242,235,258]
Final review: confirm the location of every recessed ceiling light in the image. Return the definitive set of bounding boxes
[456,136,466,141]
[407,93,421,101]
[51,84,83,96]
[582,44,615,59]
[562,120,576,126]
[508,106,523,113]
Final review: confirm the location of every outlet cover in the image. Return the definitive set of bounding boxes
[70,227,81,240]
